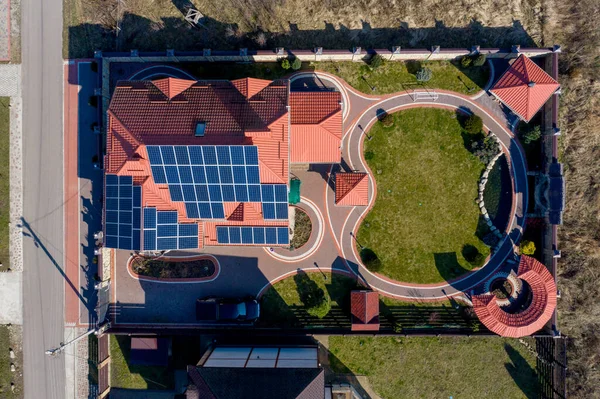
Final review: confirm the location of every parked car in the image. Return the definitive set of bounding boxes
[196,297,260,323]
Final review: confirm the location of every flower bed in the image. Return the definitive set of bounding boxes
[131,256,216,279]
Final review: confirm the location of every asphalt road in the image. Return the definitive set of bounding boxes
[21,0,66,396]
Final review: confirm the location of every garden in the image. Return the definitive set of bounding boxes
[290,207,312,250]
[130,256,216,279]
[357,108,492,283]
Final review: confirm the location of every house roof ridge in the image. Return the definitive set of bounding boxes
[336,172,367,203]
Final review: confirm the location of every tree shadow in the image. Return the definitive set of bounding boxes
[294,270,328,310]
[405,60,421,75]
[504,343,540,399]
[433,252,472,282]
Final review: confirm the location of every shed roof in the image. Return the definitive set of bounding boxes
[351,290,380,331]
[335,173,369,206]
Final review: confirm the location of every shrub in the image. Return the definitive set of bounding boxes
[471,136,500,164]
[473,53,487,67]
[379,113,394,127]
[416,67,432,82]
[280,58,291,70]
[369,54,385,69]
[291,57,302,70]
[462,244,485,267]
[464,114,483,134]
[520,240,536,255]
[521,125,542,144]
[461,55,472,68]
[364,151,375,161]
[360,248,382,272]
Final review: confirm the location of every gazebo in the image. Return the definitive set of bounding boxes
[490,55,560,122]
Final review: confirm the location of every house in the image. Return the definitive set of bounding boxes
[103,77,342,251]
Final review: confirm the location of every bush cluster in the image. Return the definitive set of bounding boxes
[464,114,483,134]
[416,67,432,82]
[460,54,487,68]
[519,124,542,144]
[520,240,536,255]
[471,136,500,164]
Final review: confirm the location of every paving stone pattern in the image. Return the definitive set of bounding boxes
[0,0,9,60]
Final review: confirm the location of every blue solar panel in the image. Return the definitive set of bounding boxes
[106,223,118,236]
[174,146,190,164]
[157,238,178,250]
[205,166,219,184]
[211,203,225,219]
[157,225,178,237]
[105,174,118,185]
[221,185,235,201]
[248,185,261,202]
[119,184,132,198]
[119,198,132,211]
[190,166,205,184]
[119,175,133,185]
[168,185,184,201]
[265,227,277,244]
[241,227,253,244]
[151,166,167,184]
[217,146,231,165]
[179,224,198,236]
[275,185,287,202]
[276,203,289,219]
[143,230,156,250]
[261,185,274,202]
[229,227,241,243]
[230,147,244,165]
[160,146,176,165]
[157,211,178,224]
[120,211,132,224]
[199,203,212,219]
[233,166,246,184]
[147,146,163,165]
[202,146,217,165]
[245,146,259,165]
[106,236,118,248]
[247,166,260,184]
[133,209,141,228]
[106,198,118,211]
[179,237,198,249]
[182,185,197,202]
[216,227,229,244]
[106,185,119,198]
[219,166,233,184]
[235,185,248,202]
[165,166,180,184]
[263,203,276,219]
[195,185,209,202]
[119,224,132,237]
[143,208,157,229]
[132,233,141,250]
[185,203,199,219]
[188,147,203,165]
[277,227,289,245]
[118,237,132,250]
[133,187,142,207]
[106,211,118,223]
[208,185,222,202]
[179,166,193,183]
[253,227,265,244]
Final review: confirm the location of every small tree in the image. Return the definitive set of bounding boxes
[461,55,472,68]
[369,54,385,69]
[473,53,487,67]
[522,125,542,144]
[291,57,302,70]
[520,240,536,255]
[254,32,267,48]
[464,114,483,134]
[416,67,432,82]
[280,58,291,70]
[379,113,394,127]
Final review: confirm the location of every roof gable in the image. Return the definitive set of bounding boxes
[231,78,273,99]
[153,77,196,100]
[335,173,369,206]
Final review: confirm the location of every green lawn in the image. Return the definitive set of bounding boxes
[314,60,489,95]
[110,335,174,390]
[357,108,489,283]
[0,326,22,398]
[0,98,10,271]
[329,336,539,399]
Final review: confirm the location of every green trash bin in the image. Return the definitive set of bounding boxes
[289,179,301,204]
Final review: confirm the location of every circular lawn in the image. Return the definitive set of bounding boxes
[357,108,491,284]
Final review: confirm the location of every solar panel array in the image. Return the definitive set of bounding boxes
[142,208,200,251]
[146,145,288,220]
[105,175,141,250]
[216,226,289,245]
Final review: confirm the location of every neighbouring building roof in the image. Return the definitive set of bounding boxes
[105,76,341,250]
[187,366,325,399]
[548,161,565,225]
[335,173,369,206]
[472,255,557,338]
[351,290,380,331]
[490,55,560,122]
[289,92,342,163]
[129,337,169,366]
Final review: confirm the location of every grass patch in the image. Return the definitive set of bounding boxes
[357,108,489,283]
[290,208,312,249]
[328,336,539,399]
[0,326,22,398]
[483,154,512,232]
[314,60,489,95]
[0,98,10,271]
[110,335,173,390]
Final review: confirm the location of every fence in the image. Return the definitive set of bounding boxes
[536,336,568,399]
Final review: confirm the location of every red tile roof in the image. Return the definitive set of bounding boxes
[490,55,560,122]
[290,92,341,124]
[472,255,557,338]
[351,290,380,331]
[335,173,369,206]
[231,78,273,99]
[153,77,196,100]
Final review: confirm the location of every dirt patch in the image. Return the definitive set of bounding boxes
[131,256,216,279]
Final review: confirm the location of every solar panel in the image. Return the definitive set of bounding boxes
[106,174,118,185]
[189,147,203,165]
[277,227,289,245]
[253,227,265,244]
[147,146,163,165]
[182,185,197,202]
[179,224,198,236]
[186,203,200,219]
[144,230,156,250]
[179,237,198,249]
[165,166,180,183]
[202,146,218,165]
[230,147,244,165]
[222,185,235,201]
[215,226,289,245]
[265,227,277,244]
[229,227,241,243]
[247,166,260,184]
[157,211,178,224]
[174,146,190,165]
[217,146,231,164]
[217,227,229,244]
[143,208,157,229]
[179,166,193,183]
[141,209,201,250]
[244,146,259,165]
[248,185,261,202]
[160,146,176,165]
[262,203,276,219]
[105,174,141,250]
[168,185,184,201]
[241,227,253,244]
[276,203,289,219]
[151,166,167,184]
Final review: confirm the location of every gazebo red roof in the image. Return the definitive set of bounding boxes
[472,255,557,338]
[351,290,380,331]
[335,173,369,206]
[490,55,559,122]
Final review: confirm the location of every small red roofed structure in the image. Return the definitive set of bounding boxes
[490,55,560,122]
[472,255,557,338]
[351,290,380,331]
[335,173,369,206]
